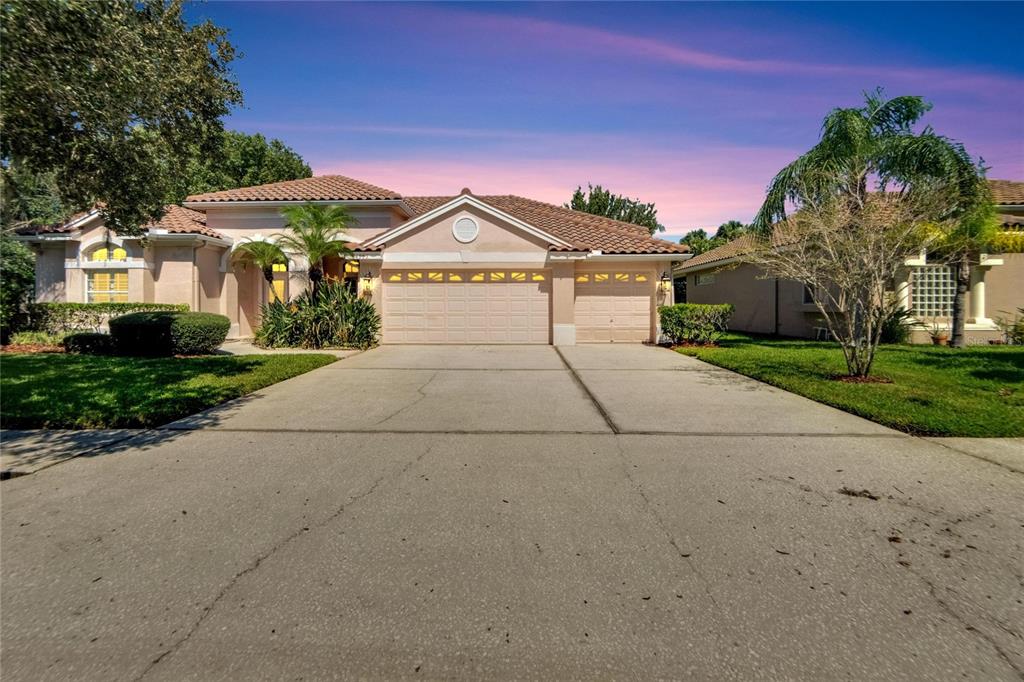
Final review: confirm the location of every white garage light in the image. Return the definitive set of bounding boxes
[452,216,479,243]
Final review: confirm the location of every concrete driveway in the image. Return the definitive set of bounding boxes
[2,345,1022,680]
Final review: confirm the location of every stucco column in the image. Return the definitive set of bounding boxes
[895,267,911,313]
[550,261,576,345]
[287,253,310,297]
[970,266,990,325]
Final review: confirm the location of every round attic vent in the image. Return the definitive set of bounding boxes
[452,216,479,243]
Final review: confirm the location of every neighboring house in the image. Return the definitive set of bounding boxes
[16,176,689,344]
[674,179,1024,344]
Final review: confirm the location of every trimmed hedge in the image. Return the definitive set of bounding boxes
[658,303,734,345]
[109,311,230,356]
[64,332,117,355]
[28,302,190,334]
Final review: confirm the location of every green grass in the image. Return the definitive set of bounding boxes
[0,353,337,429]
[675,334,1024,437]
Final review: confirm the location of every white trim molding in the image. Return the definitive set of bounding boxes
[363,195,574,249]
[381,251,550,265]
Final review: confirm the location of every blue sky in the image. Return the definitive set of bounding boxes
[186,1,1024,239]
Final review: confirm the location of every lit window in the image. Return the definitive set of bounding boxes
[576,274,590,283]
[387,273,402,282]
[911,266,954,317]
[510,271,526,282]
[345,261,359,274]
[89,246,127,262]
[615,273,629,282]
[272,263,287,273]
[407,272,423,282]
[489,272,506,281]
[87,271,128,303]
[594,273,609,283]
[428,271,443,282]
[448,272,463,282]
[470,272,485,282]
[635,274,648,282]
[531,272,546,281]
[270,279,286,302]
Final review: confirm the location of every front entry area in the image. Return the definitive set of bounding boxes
[381,269,551,344]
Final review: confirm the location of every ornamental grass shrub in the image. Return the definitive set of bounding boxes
[658,303,734,345]
[255,280,380,349]
[109,311,229,356]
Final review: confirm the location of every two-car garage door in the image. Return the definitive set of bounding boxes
[382,270,550,344]
[381,268,655,344]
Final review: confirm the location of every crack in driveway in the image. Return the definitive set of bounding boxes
[134,440,437,681]
[371,371,439,426]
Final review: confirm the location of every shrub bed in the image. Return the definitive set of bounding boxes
[64,332,117,355]
[109,311,230,356]
[255,281,380,349]
[658,303,734,345]
[27,302,189,334]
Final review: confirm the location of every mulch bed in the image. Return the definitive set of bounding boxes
[0,344,64,354]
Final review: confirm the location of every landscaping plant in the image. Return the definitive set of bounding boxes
[63,332,117,355]
[275,203,356,298]
[749,89,988,378]
[255,280,380,349]
[658,303,734,345]
[109,311,230,356]
[27,302,189,334]
[234,240,288,301]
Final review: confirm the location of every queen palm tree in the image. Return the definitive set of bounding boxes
[235,240,288,301]
[274,203,355,298]
[753,90,986,234]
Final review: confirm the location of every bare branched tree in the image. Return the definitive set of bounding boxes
[747,190,946,377]
[749,89,988,377]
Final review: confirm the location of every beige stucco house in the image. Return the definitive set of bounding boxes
[16,175,689,344]
[675,179,1024,344]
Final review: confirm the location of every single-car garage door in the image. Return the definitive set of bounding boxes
[382,270,550,344]
[574,271,654,342]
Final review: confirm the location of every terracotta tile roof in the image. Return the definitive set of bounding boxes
[146,205,225,240]
[999,214,1023,229]
[13,209,97,235]
[675,234,757,271]
[401,194,688,255]
[989,179,1024,205]
[186,175,402,203]
[14,205,224,240]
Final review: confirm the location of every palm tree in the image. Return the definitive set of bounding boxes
[274,203,355,298]
[754,90,986,234]
[932,201,999,347]
[235,240,288,301]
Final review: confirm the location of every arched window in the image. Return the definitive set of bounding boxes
[89,247,127,262]
[85,245,129,302]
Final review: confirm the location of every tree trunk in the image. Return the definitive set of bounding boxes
[309,266,324,299]
[263,266,278,302]
[950,257,970,349]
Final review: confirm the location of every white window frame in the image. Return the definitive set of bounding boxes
[86,270,129,303]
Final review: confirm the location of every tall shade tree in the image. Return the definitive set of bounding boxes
[275,204,356,298]
[235,240,289,302]
[750,90,987,377]
[1,0,242,235]
[679,228,712,255]
[167,131,312,204]
[567,184,662,235]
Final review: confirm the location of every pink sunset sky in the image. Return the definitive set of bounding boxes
[188,2,1024,241]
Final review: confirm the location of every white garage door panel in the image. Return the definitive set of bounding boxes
[575,271,654,343]
[383,271,550,344]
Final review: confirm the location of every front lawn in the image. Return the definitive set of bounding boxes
[675,334,1024,437]
[0,353,337,429]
